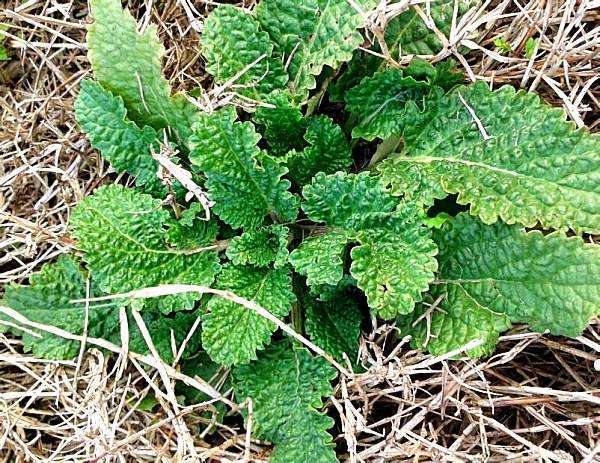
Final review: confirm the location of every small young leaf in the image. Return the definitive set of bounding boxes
[493,37,512,54]
[524,37,538,59]
[71,185,221,313]
[87,0,197,144]
[189,107,299,230]
[346,70,431,140]
[286,116,353,185]
[226,225,290,268]
[402,214,600,357]
[0,24,10,61]
[253,91,306,155]
[351,226,438,318]
[289,231,354,286]
[202,265,295,366]
[233,340,338,463]
[201,5,287,99]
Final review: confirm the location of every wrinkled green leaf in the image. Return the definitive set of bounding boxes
[234,340,338,463]
[87,0,197,144]
[286,116,353,185]
[189,107,299,230]
[401,214,600,357]
[202,265,295,366]
[226,225,290,268]
[201,5,287,99]
[71,185,220,313]
[256,0,372,100]
[379,82,600,233]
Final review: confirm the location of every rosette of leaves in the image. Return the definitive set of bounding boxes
[3,1,600,463]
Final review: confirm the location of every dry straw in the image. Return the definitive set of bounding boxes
[0,0,598,461]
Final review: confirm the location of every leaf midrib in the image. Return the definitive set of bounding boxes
[396,155,597,197]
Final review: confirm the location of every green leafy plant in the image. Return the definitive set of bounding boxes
[524,37,539,59]
[493,37,513,54]
[2,0,599,461]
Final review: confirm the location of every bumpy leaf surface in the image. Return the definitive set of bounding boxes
[296,172,438,318]
[345,61,466,141]
[289,231,353,286]
[87,0,196,144]
[351,226,438,318]
[0,256,201,362]
[402,214,600,357]
[234,341,338,463]
[126,310,204,364]
[256,0,371,100]
[165,203,220,249]
[202,265,295,366]
[71,185,220,313]
[226,225,290,268]
[286,116,353,185]
[302,172,398,226]
[253,91,306,155]
[379,82,600,233]
[75,79,161,187]
[1,256,119,359]
[385,0,476,56]
[399,286,511,358]
[305,290,362,361]
[201,5,287,99]
[189,107,298,229]
[328,51,380,103]
[346,71,430,140]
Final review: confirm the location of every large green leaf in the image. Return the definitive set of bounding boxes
[256,0,371,100]
[201,265,295,366]
[402,214,600,357]
[189,107,299,230]
[87,0,196,144]
[71,185,221,313]
[126,310,204,364]
[201,5,287,99]
[233,340,338,463]
[379,82,600,234]
[345,60,464,141]
[0,256,203,362]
